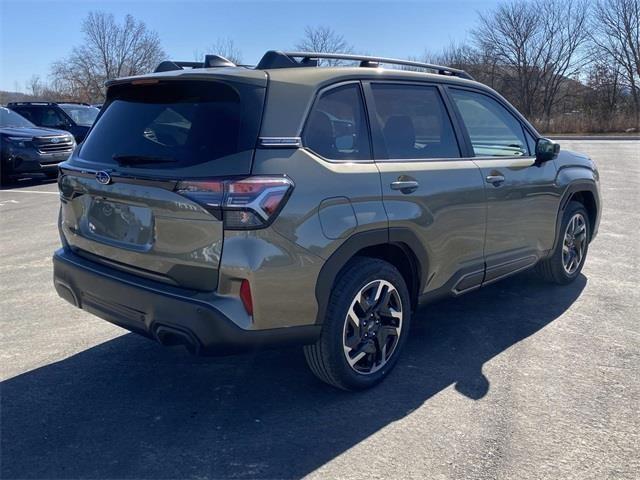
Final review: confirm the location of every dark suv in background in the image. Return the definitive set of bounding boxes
[0,107,75,185]
[7,102,99,143]
[52,51,601,390]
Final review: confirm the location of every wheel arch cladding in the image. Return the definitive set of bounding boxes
[567,190,597,240]
[314,228,428,324]
[556,181,599,246]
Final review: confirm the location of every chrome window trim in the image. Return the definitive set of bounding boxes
[258,137,302,148]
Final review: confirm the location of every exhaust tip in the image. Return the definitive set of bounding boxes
[153,325,201,355]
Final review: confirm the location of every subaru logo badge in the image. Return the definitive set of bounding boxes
[51,137,60,144]
[96,171,111,185]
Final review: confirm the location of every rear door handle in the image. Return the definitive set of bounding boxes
[486,174,505,186]
[390,180,419,193]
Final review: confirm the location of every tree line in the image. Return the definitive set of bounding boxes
[17,0,640,133]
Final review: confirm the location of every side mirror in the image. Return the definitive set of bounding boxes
[535,137,560,163]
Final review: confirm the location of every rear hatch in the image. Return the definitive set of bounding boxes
[58,75,267,291]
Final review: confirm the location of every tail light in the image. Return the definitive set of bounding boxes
[175,176,294,230]
[239,279,253,316]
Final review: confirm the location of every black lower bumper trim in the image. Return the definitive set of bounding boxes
[53,249,321,355]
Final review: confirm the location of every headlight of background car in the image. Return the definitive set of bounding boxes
[6,136,33,148]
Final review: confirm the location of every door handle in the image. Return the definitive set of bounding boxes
[486,174,505,186]
[390,180,419,193]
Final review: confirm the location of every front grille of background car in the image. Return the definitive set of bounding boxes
[36,137,74,154]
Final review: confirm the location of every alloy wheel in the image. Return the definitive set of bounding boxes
[562,212,587,275]
[342,279,403,374]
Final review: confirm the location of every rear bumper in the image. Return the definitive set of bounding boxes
[53,248,320,355]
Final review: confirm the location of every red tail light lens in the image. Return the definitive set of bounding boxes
[240,279,253,316]
[175,176,293,229]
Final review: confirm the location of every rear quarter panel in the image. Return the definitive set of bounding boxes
[216,148,387,329]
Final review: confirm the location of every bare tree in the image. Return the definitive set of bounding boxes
[584,56,624,122]
[473,1,541,117]
[24,75,70,102]
[412,42,501,88]
[51,11,165,102]
[591,0,640,127]
[295,26,354,65]
[473,0,589,125]
[196,37,243,65]
[26,75,45,98]
[537,0,590,126]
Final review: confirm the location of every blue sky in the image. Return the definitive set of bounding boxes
[0,0,500,92]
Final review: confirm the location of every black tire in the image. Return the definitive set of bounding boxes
[535,201,590,284]
[304,257,411,390]
[0,165,9,187]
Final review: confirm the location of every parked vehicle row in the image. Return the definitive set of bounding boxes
[0,102,99,185]
[51,51,601,390]
[0,107,75,185]
[7,102,99,143]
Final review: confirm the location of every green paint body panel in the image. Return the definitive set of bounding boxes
[52,61,601,352]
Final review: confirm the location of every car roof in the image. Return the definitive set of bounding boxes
[265,65,478,87]
[106,61,527,137]
[109,63,481,89]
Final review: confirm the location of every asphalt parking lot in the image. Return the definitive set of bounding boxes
[1,140,638,480]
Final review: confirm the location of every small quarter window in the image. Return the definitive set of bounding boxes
[303,84,371,161]
[450,89,528,157]
[524,129,536,156]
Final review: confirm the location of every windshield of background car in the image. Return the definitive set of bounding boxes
[78,80,265,175]
[59,104,100,127]
[0,107,36,128]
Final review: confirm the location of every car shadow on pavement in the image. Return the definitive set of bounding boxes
[1,272,586,479]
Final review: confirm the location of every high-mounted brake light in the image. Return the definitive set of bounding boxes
[175,176,294,229]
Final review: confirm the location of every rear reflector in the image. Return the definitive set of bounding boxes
[175,176,294,229]
[240,279,253,316]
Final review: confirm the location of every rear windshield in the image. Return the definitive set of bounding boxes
[79,80,264,173]
[59,104,99,127]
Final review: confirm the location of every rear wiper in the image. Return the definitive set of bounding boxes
[112,154,177,165]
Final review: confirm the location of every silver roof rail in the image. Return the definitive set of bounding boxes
[256,51,474,80]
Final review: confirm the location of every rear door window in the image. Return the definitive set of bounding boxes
[450,89,529,157]
[303,83,371,161]
[39,107,68,128]
[370,84,460,160]
[79,80,264,174]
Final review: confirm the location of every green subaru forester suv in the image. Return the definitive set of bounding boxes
[53,51,601,390]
